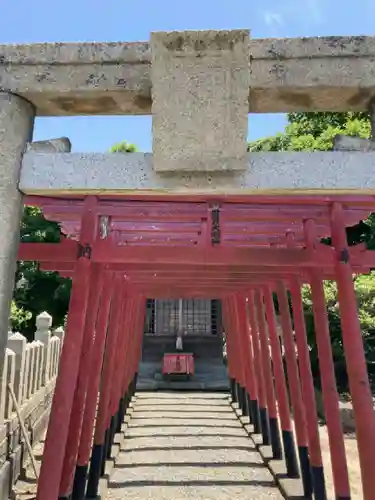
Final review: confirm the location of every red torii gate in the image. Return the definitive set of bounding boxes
[17,194,375,500]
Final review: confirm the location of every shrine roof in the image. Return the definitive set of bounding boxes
[25,194,375,248]
[19,194,375,297]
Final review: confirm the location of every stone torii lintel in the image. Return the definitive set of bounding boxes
[19,150,375,195]
[1,34,375,116]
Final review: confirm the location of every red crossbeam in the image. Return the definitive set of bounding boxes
[23,196,375,252]
[91,242,325,266]
[24,193,375,207]
[37,261,371,275]
[18,240,79,262]
[18,240,375,268]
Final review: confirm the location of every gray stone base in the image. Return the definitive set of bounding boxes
[137,359,229,392]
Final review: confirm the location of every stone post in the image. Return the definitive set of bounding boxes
[0,348,10,425]
[33,341,43,392]
[35,341,45,390]
[35,311,52,385]
[0,92,35,381]
[7,333,27,405]
[53,326,64,375]
[49,338,57,379]
[23,343,31,401]
[53,326,65,344]
[27,342,36,398]
[4,348,15,420]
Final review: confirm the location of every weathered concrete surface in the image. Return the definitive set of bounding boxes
[26,137,71,153]
[1,35,375,115]
[106,392,282,500]
[333,134,375,151]
[20,150,375,195]
[0,93,34,382]
[151,30,249,172]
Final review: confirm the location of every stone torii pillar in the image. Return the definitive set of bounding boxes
[0,92,34,379]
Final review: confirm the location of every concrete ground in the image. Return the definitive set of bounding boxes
[106,392,283,500]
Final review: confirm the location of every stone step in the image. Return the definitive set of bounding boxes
[136,380,229,391]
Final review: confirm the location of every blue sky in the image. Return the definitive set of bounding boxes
[1,0,374,152]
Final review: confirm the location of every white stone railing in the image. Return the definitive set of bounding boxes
[0,312,64,495]
[1,312,64,425]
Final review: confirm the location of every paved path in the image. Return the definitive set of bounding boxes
[106,392,283,500]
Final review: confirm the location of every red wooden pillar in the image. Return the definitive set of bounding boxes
[231,296,250,417]
[254,289,282,459]
[236,294,261,430]
[243,296,262,434]
[59,265,104,499]
[247,290,270,444]
[223,299,240,402]
[227,296,246,408]
[122,296,140,405]
[72,271,113,500]
[304,218,350,499]
[229,296,248,415]
[263,286,299,478]
[116,295,135,433]
[104,285,130,461]
[330,202,375,500]
[121,298,138,409]
[288,276,327,499]
[107,291,139,458]
[86,274,123,499]
[123,295,144,405]
[277,279,313,497]
[131,296,146,391]
[36,196,98,500]
[222,299,237,402]
[100,283,127,472]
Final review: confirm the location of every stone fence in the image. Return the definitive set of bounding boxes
[0,311,64,499]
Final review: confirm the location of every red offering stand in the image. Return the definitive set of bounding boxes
[162,353,194,377]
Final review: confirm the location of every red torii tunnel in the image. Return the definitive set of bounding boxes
[17,194,375,500]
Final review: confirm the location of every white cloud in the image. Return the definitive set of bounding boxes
[263,11,284,26]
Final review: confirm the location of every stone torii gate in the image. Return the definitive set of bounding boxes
[1,29,375,499]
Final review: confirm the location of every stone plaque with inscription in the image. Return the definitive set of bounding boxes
[151,30,250,172]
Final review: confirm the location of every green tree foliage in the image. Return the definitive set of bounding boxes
[301,275,375,392]
[249,112,371,152]
[110,141,137,153]
[248,111,375,392]
[10,300,32,332]
[13,206,71,339]
[249,111,375,248]
[12,142,138,339]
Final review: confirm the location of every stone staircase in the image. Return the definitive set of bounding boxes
[105,391,283,500]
